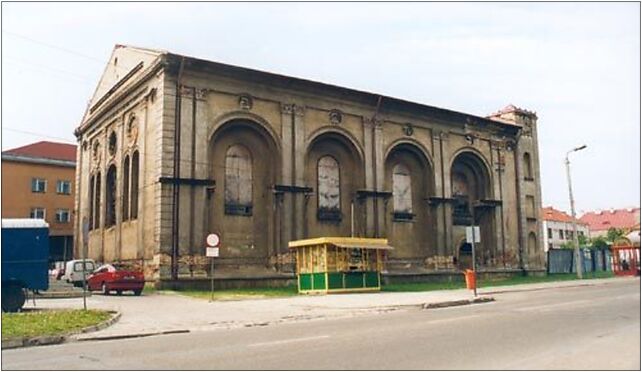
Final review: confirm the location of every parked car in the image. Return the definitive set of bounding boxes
[62,259,96,287]
[87,264,144,296]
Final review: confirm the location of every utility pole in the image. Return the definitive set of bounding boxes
[565,145,587,279]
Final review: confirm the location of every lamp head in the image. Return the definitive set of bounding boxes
[574,145,587,152]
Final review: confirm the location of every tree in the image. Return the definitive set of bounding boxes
[591,236,609,250]
[560,233,589,249]
[606,228,627,245]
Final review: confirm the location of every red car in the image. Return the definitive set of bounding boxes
[87,264,145,296]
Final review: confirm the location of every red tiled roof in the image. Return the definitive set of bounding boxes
[579,208,641,232]
[541,206,585,224]
[2,141,77,163]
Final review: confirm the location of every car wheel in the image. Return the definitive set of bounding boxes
[133,289,142,296]
[101,283,110,295]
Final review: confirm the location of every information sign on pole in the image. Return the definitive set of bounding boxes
[206,247,220,257]
[206,233,221,302]
[465,226,481,243]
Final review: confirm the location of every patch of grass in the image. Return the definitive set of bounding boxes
[1,309,112,341]
[382,271,615,292]
[162,286,299,301]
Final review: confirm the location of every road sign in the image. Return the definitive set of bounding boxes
[466,226,481,243]
[206,233,220,247]
[206,247,220,257]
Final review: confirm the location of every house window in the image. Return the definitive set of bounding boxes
[55,209,70,223]
[32,178,47,193]
[558,229,564,240]
[392,163,413,221]
[547,228,552,239]
[317,155,341,221]
[105,165,117,227]
[56,180,72,195]
[30,207,45,219]
[224,145,253,216]
[130,151,139,219]
[567,230,574,240]
[548,243,553,251]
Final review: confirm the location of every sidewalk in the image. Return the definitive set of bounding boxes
[20,276,635,341]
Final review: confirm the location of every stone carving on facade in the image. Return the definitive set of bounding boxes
[196,88,208,100]
[521,122,533,137]
[92,140,101,168]
[293,104,305,117]
[402,123,414,136]
[329,109,343,125]
[108,131,117,158]
[239,94,253,110]
[505,140,516,152]
[126,114,139,146]
[280,103,293,115]
[363,116,383,129]
[145,87,157,103]
[465,134,475,145]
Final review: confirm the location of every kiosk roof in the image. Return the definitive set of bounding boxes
[288,237,393,250]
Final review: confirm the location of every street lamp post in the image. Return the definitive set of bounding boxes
[565,145,587,279]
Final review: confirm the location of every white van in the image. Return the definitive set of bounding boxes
[62,259,96,287]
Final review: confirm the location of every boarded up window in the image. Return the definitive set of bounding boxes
[392,163,413,220]
[105,165,117,227]
[224,144,252,216]
[88,175,95,230]
[317,156,341,220]
[130,151,139,219]
[452,172,472,225]
[122,155,130,221]
[94,172,101,229]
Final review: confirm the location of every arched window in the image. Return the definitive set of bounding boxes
[105,165,117,227]
[88,174,95,230]
[122,155,130,221]
[131,151,139,219]
[224,145,253,216]
[523,152,533,180]
[94,172,101,229]
[317,155,341,220]
[392,163,413,220]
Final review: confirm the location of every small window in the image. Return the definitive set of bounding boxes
[55,209,71,223]
[558,230,564,239]
[548,243,553,251]
[547,228,552,239]
[30,207,46,219]
[57,180,72,195]
[32,178,47,193]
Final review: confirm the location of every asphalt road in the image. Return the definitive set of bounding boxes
[3,278,640,370]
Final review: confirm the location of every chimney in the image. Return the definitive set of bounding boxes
[487,104,537,126]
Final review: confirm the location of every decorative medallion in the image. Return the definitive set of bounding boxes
[402,123,414,136]
[505,140,516,152]
[329,110,343,125]
[281,103,293,114]
[239,94,253,110]
[465,134,475,145]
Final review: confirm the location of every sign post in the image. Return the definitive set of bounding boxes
[205,233,220,302]
[81,217,89,311]
[466,225,481,297]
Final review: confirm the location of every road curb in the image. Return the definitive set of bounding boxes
[422,296,495,309]
[1,310,121,350]
[77,329,190,342]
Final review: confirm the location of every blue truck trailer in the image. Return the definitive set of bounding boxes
[1,219,50,312]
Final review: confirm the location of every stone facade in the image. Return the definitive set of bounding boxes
[74,45,545,282]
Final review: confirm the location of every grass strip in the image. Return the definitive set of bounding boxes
[160,286,298,301]
[382,271,615,292]
[2,309,112,341]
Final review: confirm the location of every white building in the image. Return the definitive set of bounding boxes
[541,207,589,251]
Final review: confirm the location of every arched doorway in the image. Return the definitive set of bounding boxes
[209,119,279,266]
[450,151,496,267]
[305,131,364,238]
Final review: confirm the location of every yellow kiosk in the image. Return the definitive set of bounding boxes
[288,237,393,294]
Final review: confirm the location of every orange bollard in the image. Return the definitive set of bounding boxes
[464,269,476,290]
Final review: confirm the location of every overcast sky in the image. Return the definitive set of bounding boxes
[2,2,639,214]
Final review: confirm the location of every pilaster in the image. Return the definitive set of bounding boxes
[293,104,306,240]
[280,103,294,248]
